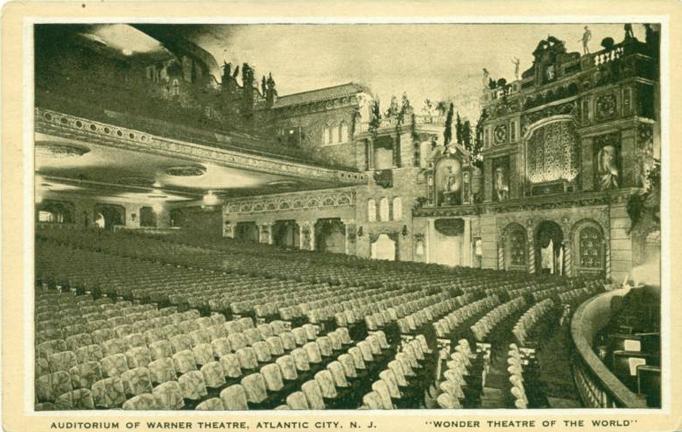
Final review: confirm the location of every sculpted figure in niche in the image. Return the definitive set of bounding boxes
[495,167,510,201]
[443,166,462,206]
[597,145,619,190]
[462,171,471,204]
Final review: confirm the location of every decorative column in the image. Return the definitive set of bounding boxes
[604,238,611,281]
[425,219,434,264]
[563,239,572,276]
[258,223,273,245]
[527,223,536,274]
[498,244,504,271]
[463,218,472,267]
[298,221,316,251]
[341,219,355,255]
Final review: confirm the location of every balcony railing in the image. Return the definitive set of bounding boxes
[570,287,648,408]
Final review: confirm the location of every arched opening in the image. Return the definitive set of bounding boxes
[379,197,390,222]
[93,204,125,231]
[502,223,527,271]
[37,200,75,224]
[235,222,259,243]
[367,199,377,222]
[272,220,300,249]
[573,220,606,277]
[315,218,346,254]
[392,197,403,221]
[371,233,397,261]
[535,220,564,275]
[139,206,157,227]
[339,121,349,143]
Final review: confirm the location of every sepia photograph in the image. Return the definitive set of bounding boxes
[29,20,663,413]
[4,1,682,430]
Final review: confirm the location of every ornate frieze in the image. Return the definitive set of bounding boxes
[521,100,578,135]
[224,189,356,215]
[35,108,367,185]
[414,189,632,218]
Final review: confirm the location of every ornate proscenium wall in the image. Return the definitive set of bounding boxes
[222,189,357,251]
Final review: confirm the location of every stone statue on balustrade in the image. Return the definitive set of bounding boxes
[580,26,592,54]
[624,24,635,41]
[494,167,510,201]
[512,57,520,81]
[597,145,620,190]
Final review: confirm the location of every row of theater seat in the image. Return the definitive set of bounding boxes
[35,227,606,410]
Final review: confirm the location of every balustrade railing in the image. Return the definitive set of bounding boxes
[570,287,648,408]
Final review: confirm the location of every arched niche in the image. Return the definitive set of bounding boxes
[434,157,463,206]
[315,218,346,254]
[235,221,259,242]
[501,223,528,271]
[571,219,606,277]
[535,220,564,275]
[37,200,75,224]
[93,204,125,230]
[273,220,300,249]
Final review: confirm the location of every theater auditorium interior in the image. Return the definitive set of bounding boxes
[33,23,662,410]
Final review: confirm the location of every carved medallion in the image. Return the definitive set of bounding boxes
[595,94,617,121]
[494,124,508,144]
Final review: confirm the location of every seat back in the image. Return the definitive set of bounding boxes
[148,358,177,384]
[362,391,384,409]
[338,354,358,378]
[301,380,325,409]
[195,397,225,410]
[314,370,338,399]
[236,347,258,370]
[122,393,158,410]
[327,361,349,388]
[275,355,298,381]
[286,391,310,410]
[121,367,153,397]
[220,384,249,410]
[371,380,393,409]
[261,364,285,392]
[91,377,126,408]
[241,373,268,404]
[201,361,226,389]
[378,370,401,398]
[436,392,461,409]
[172,350,198,374]
[153,381,185,410]
[219,354,242,379]
[101,353,129,378]
[178,370,209,400]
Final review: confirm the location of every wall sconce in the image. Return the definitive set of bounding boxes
[401,225,408,237]
[131,213,137,222]
[357,226,364,237]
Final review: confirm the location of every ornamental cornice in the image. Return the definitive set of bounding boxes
[35,108,367,185]
[224,189,356,215]
[413,189,636,218]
